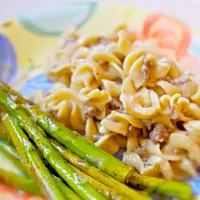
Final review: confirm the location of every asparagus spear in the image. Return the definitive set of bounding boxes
[0,137,42,196]
[0,137,121,199]
[0,83,192,199]
[0,168,42,196]
[50,139,147,200]
[0,122,12,143]
[0,82,133,183]
[54,176,81,200]
[2,113,66,200]
[130,174,191,199]
[0,138,121,200]
[0,118,121,200]
[0,140,20,160]
[0,140,27,174]
[0,90,107,200]
[25,101,192,199]
[29,106,133,183]
[51,125,191,199]
[0,140,81,200]
[0,139,82,200]
[0,134,146,200]
[69,164,123,200]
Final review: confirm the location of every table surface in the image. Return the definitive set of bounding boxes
[1,0,200,29]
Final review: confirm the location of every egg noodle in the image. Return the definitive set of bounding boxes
[30,25,200,180]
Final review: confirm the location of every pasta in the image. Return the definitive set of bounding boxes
[31,25,200,180]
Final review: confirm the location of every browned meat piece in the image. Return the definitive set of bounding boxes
[134,146,149,157]
[149,123,169,143]
[143,120,152,131]
[84,104,97,118]
[109,99,121,110]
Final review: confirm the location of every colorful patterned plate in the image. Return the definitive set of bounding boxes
[0,2,200,199]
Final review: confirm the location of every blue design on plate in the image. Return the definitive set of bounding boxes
[18,2,97,36]
[188,178,200,195]
[189,35,200,57]
[0,34,17,83]
[21,74,53,96]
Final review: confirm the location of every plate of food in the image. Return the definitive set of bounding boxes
[0,1,200,200]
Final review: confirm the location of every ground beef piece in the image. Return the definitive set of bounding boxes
[84,105,97,118]
[143,120,152,131]
[134,146,149,157]
[149,123,169,143]
[109,99,121,110]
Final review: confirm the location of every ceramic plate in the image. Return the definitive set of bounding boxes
[0,2,200,199]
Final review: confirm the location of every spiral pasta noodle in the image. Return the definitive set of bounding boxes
[30,24,200,180]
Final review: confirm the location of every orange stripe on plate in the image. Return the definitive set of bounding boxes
[0,183,44,200]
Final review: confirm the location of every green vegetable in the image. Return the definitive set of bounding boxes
[0,82,133,183]
[51,139,148,200]
[0,139,118,200]
[0,140,27,174]
[2,113,66,200]
[0,168,42,195]
[0,121,12,143]
[27,105,192,199]
[54,176,81,200]
[29,105,133,183]
[0,139,81,199]
[0,140,19,160]
[130,173,191,199]
[69,164,122,200]
[0,90,106,200]
[0,82,192,199]
[0,136,145,200]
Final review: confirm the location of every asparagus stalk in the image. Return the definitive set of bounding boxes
[69,164,123,200]
[0,168,42,196]
[0,90,107,200]
[0,140,20,160]
[54,176,81,200]
[130,174,191,199]
[0,122,12,143]
[0,139,120,200]
[0,119,121,200]
[2,113,66,200]
[0,82,133,183]
[0,83,133,183]
[0,137,121,199]
[28,106,133,183]
[0,140,27,174]
[25,100,192,199]
[50,139,148,200]
[0,134,146,200]
[0,83,192,199]
[0,139,82,200]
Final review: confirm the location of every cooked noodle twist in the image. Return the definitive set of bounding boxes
[30,25,200,180]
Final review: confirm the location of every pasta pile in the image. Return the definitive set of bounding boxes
[30,25,200,180]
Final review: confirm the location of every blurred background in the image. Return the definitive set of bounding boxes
[1,0,200,28]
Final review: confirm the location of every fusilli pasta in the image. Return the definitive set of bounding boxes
[31,25,200,180]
